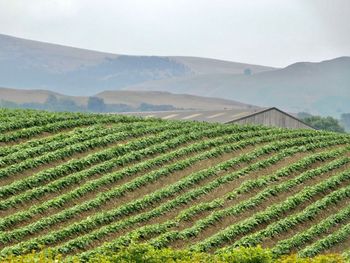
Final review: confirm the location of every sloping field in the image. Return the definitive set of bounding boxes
[1,108,350,260]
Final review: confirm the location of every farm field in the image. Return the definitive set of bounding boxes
[1,108,350,261]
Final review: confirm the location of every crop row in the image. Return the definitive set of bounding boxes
[0,113,166,143]
[176,151,349,222]
[0,126,283,227]
[231,171,350,249]
[298,218,350,257]
[190,166,350,252]
[73,141,350,260]
[0,122,178,180]
[0,131,307,253]
[0,123,201,201]
[0,125,106,158]
[0,122,274,201]
[272,194,350,256]
[75,144,350,260]
[0,109,87,120]
[0,133,340,255]
[0,123,152,168]
[0,125,112,158]
[145,143,350,248]
[0,112,92,133]
[53,137,347,254]
[0,117,114,143]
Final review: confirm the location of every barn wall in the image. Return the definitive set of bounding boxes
[231,108,313,129]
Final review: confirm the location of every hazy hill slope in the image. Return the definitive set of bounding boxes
[0,87,87,105]
[1,109,350,260]
[125,57,350,117]
[171,56,275,74]
[95,90,257,110]
[0,87,258,111]
[0,34,275,96]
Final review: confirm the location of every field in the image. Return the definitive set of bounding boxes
[1,108,350,261]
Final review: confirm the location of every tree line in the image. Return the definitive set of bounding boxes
[0,95,178,113]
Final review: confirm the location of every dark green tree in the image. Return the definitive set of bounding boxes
[341,113,350,131]
[244,68,252,76]
[303,116,345,133]
[297,112,313,119]
[87,97,106,112]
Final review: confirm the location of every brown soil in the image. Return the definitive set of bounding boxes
[0,131,152,188]
[4,143,261,247]
[53,141,338,252]
[2,140,207,229]
[170,153,350,249]
[323,219,350,253]
[65,145,289,253]
[263,198,350,251]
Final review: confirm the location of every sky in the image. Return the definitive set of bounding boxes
[0,0,349,67]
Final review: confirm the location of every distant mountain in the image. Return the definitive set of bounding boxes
[0,34,275,96]
[125,57,350,117]
[0,87,259,112]
[1,34,349,117]
[0,87,86,104]
[96,90,258,111]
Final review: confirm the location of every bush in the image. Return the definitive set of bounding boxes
[1,245,348,263]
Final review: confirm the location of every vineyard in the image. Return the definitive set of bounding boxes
[1,108,350,262]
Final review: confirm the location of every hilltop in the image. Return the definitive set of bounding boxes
[0,87,259,111]
[1,33,349,117]
[126,56,350,117]
[0,109,350,260]
[0,34,274,96]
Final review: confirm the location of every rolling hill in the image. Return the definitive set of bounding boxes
[0,34,274,96]
[1,109,350,261]
[125,56,350,117]
[0,87,258,111]
[1,33,349,117]
[95,90,258,110]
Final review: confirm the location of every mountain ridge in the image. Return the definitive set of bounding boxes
[0,33,275,95]
[0,86,259,111]
[0,33,349,117]
[125,56,350,117]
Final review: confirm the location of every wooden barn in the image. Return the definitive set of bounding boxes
[123,107,314,130]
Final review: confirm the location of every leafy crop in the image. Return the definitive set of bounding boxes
[0,108,350,261]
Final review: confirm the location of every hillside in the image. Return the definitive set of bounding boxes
[125,56,350,117]
[0,34,274,96]
[96,90,257,110]
[0,87,258,111]
[1,109,350,260]
[1,34,349,117]
[0,87,87,105]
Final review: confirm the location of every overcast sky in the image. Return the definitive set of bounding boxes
[0,0,349,67]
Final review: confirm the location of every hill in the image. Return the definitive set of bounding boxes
[0,87,258,111]
[2,34,349,117]
[0,109,350,260]
[0,87,87,105]
[0,34,274,96]
[125,56,350,117]
[95,90,257,110]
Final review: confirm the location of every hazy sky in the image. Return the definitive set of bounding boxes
[0,0,349,67]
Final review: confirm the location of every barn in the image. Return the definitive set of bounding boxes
[123,107,313,130]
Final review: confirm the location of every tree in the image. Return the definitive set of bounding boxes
[46,94,58,105]
[45,94,58,110]
[87,97,106,112]
[302,116,345,133]
[297,112,313,120]
[341,113,350,131]
[244,68,252,76]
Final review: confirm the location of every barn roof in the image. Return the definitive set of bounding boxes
[121,107,313,128]
[121,108,263,123]
[123,107,262,122]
